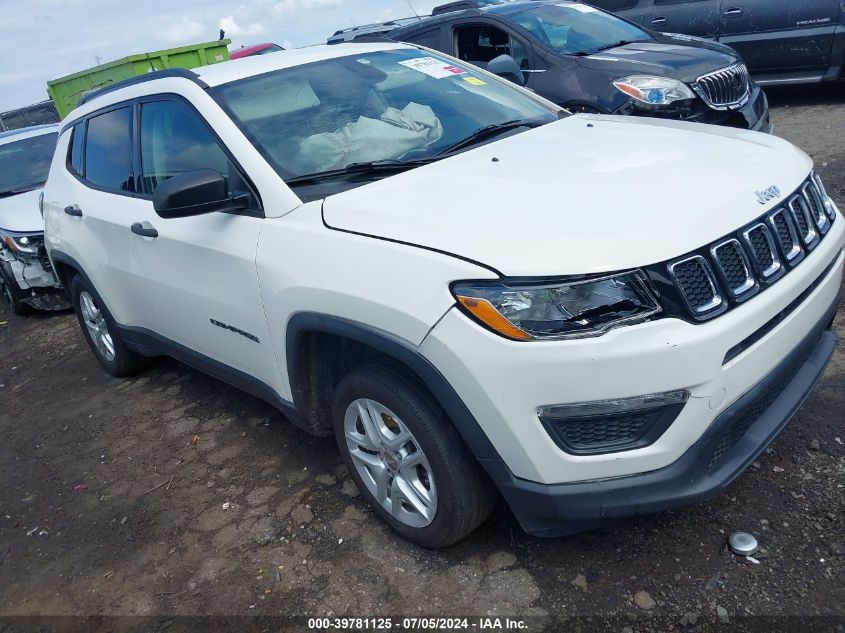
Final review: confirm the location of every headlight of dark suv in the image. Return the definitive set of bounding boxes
[452,271,661,341]
[1,231,44,258]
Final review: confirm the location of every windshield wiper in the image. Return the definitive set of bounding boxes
[575,39,647,56]
[435,119,546,156]
[284,158,435,187]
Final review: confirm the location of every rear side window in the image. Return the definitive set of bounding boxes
[403,28,442,48]
[84,107,133,192]
[588,0,640,10]
[139,99,232,194]
[68,123,84,176]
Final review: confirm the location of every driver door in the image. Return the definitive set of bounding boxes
[128,96,281,388]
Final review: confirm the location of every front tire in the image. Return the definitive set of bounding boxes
[332,364,495,548]
[0,268,31,316]
[70,274,148,377]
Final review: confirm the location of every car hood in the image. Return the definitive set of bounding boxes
[322,115,812,277]
[577,38,739,83]
[0,189,44,233]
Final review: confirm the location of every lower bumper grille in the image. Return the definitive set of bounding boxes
[707,330,820,470]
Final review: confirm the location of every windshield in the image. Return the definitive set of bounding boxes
[0,132,58,195]
[212,49,558,183]
[511,3,650,56]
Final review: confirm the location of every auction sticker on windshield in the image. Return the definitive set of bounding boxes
[399,57,465,78]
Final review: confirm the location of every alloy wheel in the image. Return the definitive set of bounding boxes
[344,398,437,528]
[79,290,115,362]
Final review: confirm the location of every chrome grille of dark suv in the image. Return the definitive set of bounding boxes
[695,63,751,109]
[665,176,835,321]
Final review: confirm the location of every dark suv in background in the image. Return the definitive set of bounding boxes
[386,0,771,131]
[588,0,845,85]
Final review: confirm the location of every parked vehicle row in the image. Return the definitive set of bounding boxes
[0,125,69,314]
[38,42,843,547]
[587,0,845,85]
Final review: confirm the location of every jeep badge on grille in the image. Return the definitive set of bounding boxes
[755,185,781,205]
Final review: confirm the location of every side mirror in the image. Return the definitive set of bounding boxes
[152,169,248,219]
[487,54,526,86]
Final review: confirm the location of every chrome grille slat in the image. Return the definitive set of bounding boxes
[711,239,757,299]
[788,195,819,248]
[742,224,783,280]
[767,208,804,266]
[802,182,830,235]
[668,255,724,316]
[695,63,751,110]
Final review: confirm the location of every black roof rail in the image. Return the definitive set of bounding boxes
[76,68,207,109]
[432,1,479,15]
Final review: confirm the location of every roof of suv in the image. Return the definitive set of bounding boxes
[390,0,566,36]
[0,124,59,145]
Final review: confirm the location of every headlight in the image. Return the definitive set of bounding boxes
[613,75,695,106]
[1,232,43,255]
[452,271,661,341]
[813,172,837,222]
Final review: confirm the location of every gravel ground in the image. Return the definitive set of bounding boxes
[0,85,843,631]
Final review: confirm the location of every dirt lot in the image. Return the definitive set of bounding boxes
[1,86,843,631]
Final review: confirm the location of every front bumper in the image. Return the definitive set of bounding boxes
[496,294,837,536]
[618,84,771,133]
[420,207,843,535]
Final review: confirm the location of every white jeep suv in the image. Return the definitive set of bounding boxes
[43,43,844,547]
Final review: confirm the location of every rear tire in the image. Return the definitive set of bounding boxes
[332,364,496,548]
[70,274,149,377]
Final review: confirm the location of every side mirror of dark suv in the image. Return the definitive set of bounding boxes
[486,54,525,86]
[153,169,248,219]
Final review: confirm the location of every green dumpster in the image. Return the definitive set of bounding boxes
[47,39,232,119]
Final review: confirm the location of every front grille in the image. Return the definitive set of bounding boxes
[663,174,835,321]
[695,63,751,109]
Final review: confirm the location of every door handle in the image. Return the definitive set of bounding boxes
[64,205,83,217]
[724,7,743,17]
[651,16,667,27]
[131,222,158,238]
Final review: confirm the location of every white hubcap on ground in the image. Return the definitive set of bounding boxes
[344,398,437,528]
[79,290,115,363]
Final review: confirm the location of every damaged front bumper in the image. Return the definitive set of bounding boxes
[0,232,71,311]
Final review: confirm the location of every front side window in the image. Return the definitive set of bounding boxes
[140,99,232,194]
[454,24,531,70]
[0,132,58,196]
[85,107,133,192]
[212,48,558,183]
[511,3,650,55]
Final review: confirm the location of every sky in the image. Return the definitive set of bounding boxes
[0,0,446,113]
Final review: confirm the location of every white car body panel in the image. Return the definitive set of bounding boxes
[324,114,812,276]
[0,189,43,233]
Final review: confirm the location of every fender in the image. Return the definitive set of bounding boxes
[285,312,513,481]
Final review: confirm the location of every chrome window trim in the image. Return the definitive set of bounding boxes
[667,255,725,316]
[741,223,783,280]
[802,182,830,235]
[710,239,757,299]
[788,195,819,248]
[766,208,804,265]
